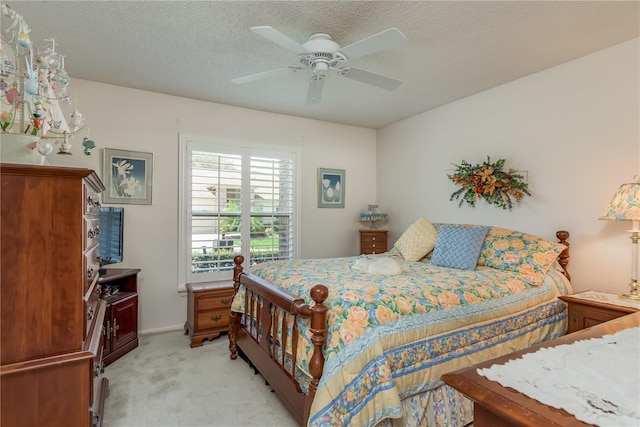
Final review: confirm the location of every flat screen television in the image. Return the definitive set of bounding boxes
[99,207,124,273]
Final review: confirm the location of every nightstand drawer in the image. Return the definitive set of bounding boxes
[567,304,627,332]
[197,292,234,311]
[197,309,231,330]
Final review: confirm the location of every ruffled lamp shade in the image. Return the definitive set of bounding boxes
[359,204,388,230]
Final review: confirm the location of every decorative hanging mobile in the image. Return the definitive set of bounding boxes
[1,3,91,160]
[448,156,531,210]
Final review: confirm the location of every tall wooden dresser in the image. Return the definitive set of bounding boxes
[0,164,108,427]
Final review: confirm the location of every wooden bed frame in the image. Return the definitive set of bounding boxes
[228,230,571,426]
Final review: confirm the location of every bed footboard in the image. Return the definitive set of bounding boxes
[229,255,328,425]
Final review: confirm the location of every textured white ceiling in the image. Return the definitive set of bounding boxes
[4,1,639,129]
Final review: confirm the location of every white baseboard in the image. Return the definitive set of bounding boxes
[139,324,185,336]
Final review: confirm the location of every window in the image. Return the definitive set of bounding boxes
[179,135,299,290]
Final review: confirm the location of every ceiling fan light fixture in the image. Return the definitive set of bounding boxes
[235,26,407,104]
[307,74,325,105]
[314,62,329,73]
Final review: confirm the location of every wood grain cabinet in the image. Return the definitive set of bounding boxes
[443,313,640,427]
[559,291,639,333]
[185,281,235,347]
[99,268,141,366]
[1,164,107,427]
[360,230,388,254]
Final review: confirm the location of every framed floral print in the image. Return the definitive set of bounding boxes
[318,168,345,208]
[103,148,153,205]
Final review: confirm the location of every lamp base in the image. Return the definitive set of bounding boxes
[618,293,640,302]
[618,292,640,302]
[618,279,640,302]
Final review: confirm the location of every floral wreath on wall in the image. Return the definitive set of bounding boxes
[448,157,531,210]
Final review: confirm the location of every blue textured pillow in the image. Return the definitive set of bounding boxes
[430,225,489,270]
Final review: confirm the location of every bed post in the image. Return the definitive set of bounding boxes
[302,284,328,423]
[229,255,245,360]
[556,230,570,281]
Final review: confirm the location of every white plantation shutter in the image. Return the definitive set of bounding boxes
[249,155,294,263]
[179,136,298,288]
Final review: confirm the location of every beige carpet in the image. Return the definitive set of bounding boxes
[102,330,298,427]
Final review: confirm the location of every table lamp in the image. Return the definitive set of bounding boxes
[359,204,388,230]
[599,179,640,301]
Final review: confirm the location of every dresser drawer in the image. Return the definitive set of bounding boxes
[85,281,101,339]
[84,217,100,250]
[84,245,100,296]
[84,184,101,215]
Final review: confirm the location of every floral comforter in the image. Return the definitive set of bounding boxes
[231,252,572,427]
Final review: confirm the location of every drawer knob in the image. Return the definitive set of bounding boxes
[88,225,100,238]
[211,315,222,322]
[87,195,101,208]
[221,298,232,305]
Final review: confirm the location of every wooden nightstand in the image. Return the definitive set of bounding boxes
[184,281,235,347]
[559,291,640,334]
[360,230,388,255]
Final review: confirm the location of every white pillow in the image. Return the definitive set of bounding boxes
[352,257,402,275]
[394,217,438,262]
[367,258,402,275]
[352,257,373,272]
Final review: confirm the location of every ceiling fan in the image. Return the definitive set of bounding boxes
[232,26,407,105]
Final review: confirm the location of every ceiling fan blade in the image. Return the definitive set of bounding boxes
[339,67,402,90]
[339,28,407,61]
[251,26,308,54]
[306,75,325,105]
[231,67,301,84]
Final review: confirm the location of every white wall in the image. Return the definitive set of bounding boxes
[33,37,640,332]
[378,38,640,295]
[47,83,376,333]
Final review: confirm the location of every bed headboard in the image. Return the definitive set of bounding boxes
[556,230,570,281]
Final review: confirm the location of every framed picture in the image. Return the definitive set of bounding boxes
[103,148,153,205]
[318,168,345,208]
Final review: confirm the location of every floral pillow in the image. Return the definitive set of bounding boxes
[477,227,567,285]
